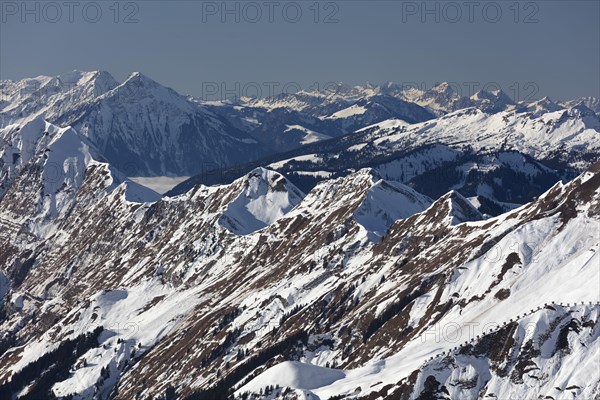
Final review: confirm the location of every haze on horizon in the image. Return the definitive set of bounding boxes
[1,0,599,102]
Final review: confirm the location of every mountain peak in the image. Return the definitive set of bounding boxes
[124,71,159,86]
[469,88,515,114]
[405,189,484,228]
[562,96,600,113]
[243,167,298,194]
[440,190,484,224]
[471,88,512,101]
[218,168,305,235]
[353,173,433,238]
[431,81,455,94]
[569,102,595,115]
[525,96,561,116]
[100,70,192,112]
[355,167,382,180]
[56,70,116,87]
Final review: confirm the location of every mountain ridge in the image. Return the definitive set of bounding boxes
[0,71,599,400]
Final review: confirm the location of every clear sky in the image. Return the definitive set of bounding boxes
[1,0,599,102]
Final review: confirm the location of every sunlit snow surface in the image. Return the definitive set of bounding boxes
[237,178,600,398]
[1,74,599,399]
[129,176,190,194]
[219,168,305,235]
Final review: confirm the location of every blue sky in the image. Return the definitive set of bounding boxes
[1,0,599,101]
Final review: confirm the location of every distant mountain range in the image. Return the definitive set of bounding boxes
[171,104,600,216]
[2,71,598,175]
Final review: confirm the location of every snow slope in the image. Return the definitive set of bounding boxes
[234,166,600,399]
[284,125,332,145]
[219,168,305,235]
[0,71,118,127]
[0,118,160,227]
[55,72,268,176]
[0,162,598,399]
[238,361,345,393]
[353,171,432,238]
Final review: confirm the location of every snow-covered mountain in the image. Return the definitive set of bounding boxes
[3,71,596,176]
[225,83,599,140]
[53,72,270,177]
[0,117,160,229]
[525,96,562,117]
[219,168,305,235]
[0,71,599,400]
[209,91,436,152]
[467,89,518,114]
[0,148,598,399]
[352,170,433,239]
[399,83,519,116]
[562,96,600,113]
[1,71,271,177]
[0,71,119,125]
[171,106,600,216]
[207,82,535,152]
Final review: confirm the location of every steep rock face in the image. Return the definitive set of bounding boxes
[0,119,160,304]
[0,118,159,223]
[0,117,101,226]
[0,117,53,198]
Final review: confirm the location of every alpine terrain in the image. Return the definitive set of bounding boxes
[0,71,598,400]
